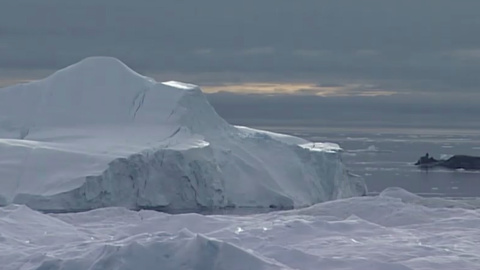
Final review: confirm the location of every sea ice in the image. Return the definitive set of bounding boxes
[1,188,478,270]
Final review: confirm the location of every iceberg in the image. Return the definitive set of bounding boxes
[0,57,366,212]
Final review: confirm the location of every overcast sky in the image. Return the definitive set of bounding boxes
[1,0,479,128]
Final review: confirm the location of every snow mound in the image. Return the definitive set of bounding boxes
[0,205,289,270]
[379,187,480,209]
[0,57,366,212]
[2,189,480,269]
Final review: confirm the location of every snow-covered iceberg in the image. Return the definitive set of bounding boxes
[0,57,366,212]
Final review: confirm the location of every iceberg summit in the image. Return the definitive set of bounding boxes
[0,57,366,212]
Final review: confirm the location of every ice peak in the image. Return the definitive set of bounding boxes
[75,56,128,67]
[0,57,231,133]
[48,56,146,82]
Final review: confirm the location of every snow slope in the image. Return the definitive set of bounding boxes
[0,57,366,212]
[2,188,479,270]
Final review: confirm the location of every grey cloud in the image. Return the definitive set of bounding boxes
[1,0,480,95]
[207,92,480,129]
[315,83,345,88]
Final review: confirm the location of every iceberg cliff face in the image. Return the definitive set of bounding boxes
[0,57,366,212]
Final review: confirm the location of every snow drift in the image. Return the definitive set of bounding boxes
[2,188,480,270]
[0,57,366,212]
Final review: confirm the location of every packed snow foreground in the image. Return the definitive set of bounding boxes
[2,188,480,270]
[0,57,366,212]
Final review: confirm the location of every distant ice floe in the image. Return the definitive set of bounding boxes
[298,142,342,153]
[345,145,394,154]
[440,154,454,160]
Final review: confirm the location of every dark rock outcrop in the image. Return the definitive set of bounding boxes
[415,154,480,170]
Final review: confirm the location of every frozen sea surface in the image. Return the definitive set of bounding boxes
[261,127,480,198]
[2,187,480,270]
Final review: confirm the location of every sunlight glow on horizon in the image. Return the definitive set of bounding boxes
[202,82,397,96]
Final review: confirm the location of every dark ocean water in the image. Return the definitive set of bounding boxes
[259,126,480,198]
